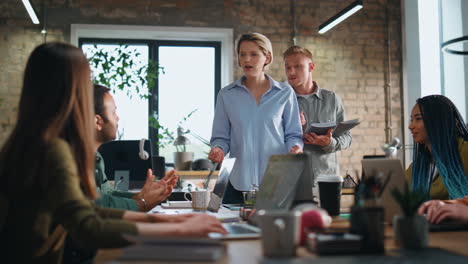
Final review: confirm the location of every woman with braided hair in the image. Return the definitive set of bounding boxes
[407,94,468,201]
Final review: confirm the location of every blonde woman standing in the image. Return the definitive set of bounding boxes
[209,33,303,204]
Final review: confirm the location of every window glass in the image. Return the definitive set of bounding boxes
[82,44,149,140]
[158,46,215,163]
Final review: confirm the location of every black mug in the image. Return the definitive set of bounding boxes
[317,175,343,216]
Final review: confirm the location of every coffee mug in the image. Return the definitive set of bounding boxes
[257,209,301,258]
[184,190,210,210]
[316,174,343,216]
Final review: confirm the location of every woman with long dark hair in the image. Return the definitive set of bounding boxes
[407,94,468,200]
[0,42,225,263]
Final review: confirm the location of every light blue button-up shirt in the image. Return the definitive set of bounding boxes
[211,75,304,191]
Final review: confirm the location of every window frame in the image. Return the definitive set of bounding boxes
[78,35,224,158]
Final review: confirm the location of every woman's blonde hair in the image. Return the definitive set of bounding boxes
[236,32,273,68]
[0,42,97,199]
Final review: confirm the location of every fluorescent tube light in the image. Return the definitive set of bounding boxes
[22,0,40,24]
[318,0,363,34]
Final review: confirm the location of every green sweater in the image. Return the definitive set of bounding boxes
[0,138,137,263]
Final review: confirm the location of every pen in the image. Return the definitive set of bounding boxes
[203,162,218,189]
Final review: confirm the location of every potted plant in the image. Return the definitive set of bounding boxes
[391,183,428,249]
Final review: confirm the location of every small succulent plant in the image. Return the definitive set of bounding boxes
[391,183,426,217]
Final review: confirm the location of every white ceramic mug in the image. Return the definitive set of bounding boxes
[257,209,301,258]
[184,189,211,210]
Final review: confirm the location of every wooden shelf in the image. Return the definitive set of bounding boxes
[174,170,219,177]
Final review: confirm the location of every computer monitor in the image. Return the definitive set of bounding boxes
[98,140,154,190]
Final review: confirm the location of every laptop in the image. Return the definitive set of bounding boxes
[209,153,308,240]
[207,158,236,213]
[429,220,468,232]
[361,158,406,224]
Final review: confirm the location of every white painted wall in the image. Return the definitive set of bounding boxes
[402,0,468,167]
[418,0,441,96]
[402,0,422,167]
[441,0,466,120]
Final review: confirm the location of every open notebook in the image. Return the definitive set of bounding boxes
[305,118,360,137]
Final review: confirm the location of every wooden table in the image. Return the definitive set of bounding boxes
[95,215,468,263]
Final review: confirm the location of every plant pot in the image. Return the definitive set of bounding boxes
[174,152,194,171]
[350,206,385,253]
[393,215,428,249]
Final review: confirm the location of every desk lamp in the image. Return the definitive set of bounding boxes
[381,137,401,158]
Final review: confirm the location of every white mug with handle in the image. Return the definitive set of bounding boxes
[184,189,211,210]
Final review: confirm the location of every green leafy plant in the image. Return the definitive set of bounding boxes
[391,183,426,217]
[85,43,175,149]
[149,114,174,149]
[87,44,164,99]
[178,109,198,129]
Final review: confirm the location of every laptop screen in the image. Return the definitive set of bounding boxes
[212,158,236,198]
[254,153,308,211]
[361,158,406,223]
[207,158,236,212]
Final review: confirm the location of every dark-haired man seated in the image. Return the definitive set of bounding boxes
[92,84,177,211]
[63,84,177,264]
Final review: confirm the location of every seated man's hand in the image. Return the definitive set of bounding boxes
[160,170,179,197]
[134,169,169,211]
[208,147,224,163]
[304,129,332,147]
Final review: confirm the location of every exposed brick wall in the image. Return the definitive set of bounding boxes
[0,0,403,177]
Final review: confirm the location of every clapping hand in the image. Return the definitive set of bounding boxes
[134,169,178,211]
[160,170,178,197]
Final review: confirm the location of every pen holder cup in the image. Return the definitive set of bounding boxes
[350,206,385,254]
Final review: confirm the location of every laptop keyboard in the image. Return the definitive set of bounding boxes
[224,224,259,235]
[429,221,468,232]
